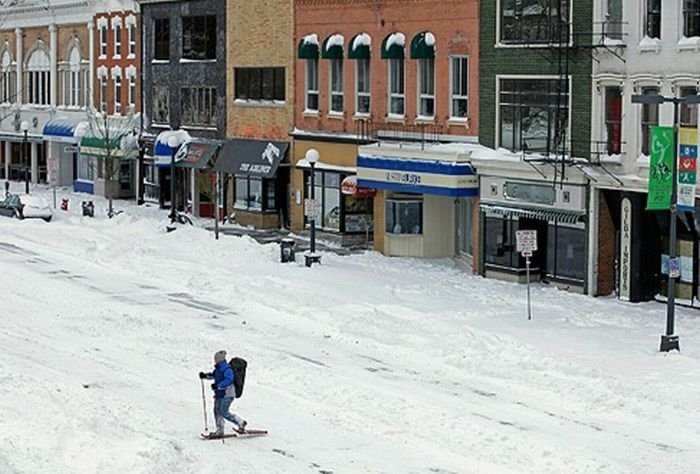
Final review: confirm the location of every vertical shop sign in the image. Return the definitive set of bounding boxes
[619,197,631,301]
[646,126,675,210]
[677,128,699,213]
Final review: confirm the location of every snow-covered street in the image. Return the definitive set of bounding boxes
[2,186,700,474]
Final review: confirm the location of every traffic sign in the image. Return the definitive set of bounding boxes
[522,250,533,258]
[304,198,318,218]
[516,229,538,253]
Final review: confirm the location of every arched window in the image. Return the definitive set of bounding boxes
[1,47,16,104]
[61,45,87,106]
[25,47,50,105]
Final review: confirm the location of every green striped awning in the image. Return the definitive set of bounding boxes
[410,31,435,59]
[79,136,138,159]
[480,203,585,225]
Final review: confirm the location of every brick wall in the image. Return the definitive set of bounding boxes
[597,191,616,296]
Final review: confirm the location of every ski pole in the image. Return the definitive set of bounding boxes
[200,378,209,432]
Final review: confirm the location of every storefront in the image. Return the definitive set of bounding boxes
[77,128,139,198]
[176,139,221,218]
[151,130,192,212]
[357,142,478,260]
[43,117,84,188]
[215,138,290,228]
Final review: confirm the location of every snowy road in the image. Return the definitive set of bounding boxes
[1,188,700,473]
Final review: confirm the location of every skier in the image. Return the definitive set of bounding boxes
[199,350,247,438]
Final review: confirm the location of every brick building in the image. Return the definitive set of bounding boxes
[294,0,481,264]
[216,0,295,228]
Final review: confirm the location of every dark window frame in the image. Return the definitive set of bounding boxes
[646,0,662,39]
[234,67,285,101]
[605,85,622,155]
[500,0,571,44]
[182,15,217,61]
[680,86,699,129]
[234,175,276,212]
[640,86,659,156]
[180,86,217,126]
[154,18,170,60]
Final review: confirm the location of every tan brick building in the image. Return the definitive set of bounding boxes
[220,0,295,228]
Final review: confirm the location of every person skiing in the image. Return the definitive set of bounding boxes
[199,350,247,438]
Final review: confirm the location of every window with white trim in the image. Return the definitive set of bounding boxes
[181,86,217,126]
[305,58,319,111]
[646,0,661,39]
[114,73,122,114]
[355,58,370,114]
[114,20,122,58]
[99,24,107,57]
[684,0,700,38]
[680,86,698,129]
[417,58,435,118]
[329,58,343,113]
[1,49,16,104]
[640,86,659,156]
[25,48,50,105]
[61,46,86,107]
[127,22,137,57]
[99,74,108,113]
[388,57,404,116]
[128,75,136,109]
[450,56,469,119]
[500,0,570,44]
[153,85,169,123]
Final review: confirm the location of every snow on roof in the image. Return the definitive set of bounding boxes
[352,33,371,50]
[424,32,436,47]
[326,34,344,51]
[303,33,319,46]
[386,32,405,49]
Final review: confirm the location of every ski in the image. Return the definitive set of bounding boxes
[200,429,268,440]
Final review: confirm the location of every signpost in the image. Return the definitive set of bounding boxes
[47,157,59,208]
[304,198,318,219]
[516,230,538,320]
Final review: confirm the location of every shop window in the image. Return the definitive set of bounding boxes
[483,215,519,267]
[152,85,169,123]
[356,58,370,114]
[500,0,570,44]
[304,170,341,231]
[78,154,95,181]
[154,18,170,60]
[305,58,319,111]
[457,198,473,255]
[646,0,661,39]
[546,223,585,281]
[388,58,405,116]
[385,198,422,235]
[680,86,699,129]
[450,56,468,119]
[640,86,659,156]
[417,58,435,118]
[234,176,275,211]
[182,15,216,60]
[345,196,373,233]
[181,87,217,126]
[605,86,622,155]
[684,0,700,38]
[499,78,568,154]
[234,67,285,101]
[329,58,343,113]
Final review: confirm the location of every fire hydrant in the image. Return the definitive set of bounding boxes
[60,198,69,211]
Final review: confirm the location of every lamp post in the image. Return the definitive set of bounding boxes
[20,121,29,194]
[305,148,320,267]
[632,93,700,352]
[167,135,180,224]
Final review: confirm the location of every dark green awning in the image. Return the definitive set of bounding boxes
[381,33,405,59]
[480,203,585,225]
[322,34,344,59]
[348,33,371,59]
[298,35,319,59]
[174,139,221,169]
[411,31,436,59]
[79,135,138,159]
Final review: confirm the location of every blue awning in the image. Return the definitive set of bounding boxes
[154,130,192,167]
[356,155,477,197]
[42,117,86,143]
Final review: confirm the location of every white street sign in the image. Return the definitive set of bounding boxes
[516,229,538,253]
[304,198,318,218]
[48,158,59,185]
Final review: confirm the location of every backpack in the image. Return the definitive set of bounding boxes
[229,357,247,398]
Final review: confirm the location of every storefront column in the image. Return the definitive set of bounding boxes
[49,24,57,107]
[190,170,199,217]
[30,142,38,184]
[4,141,10,179]
[15,28,22,102]
[587,188,600,296]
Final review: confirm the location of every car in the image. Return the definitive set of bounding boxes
[0,193,53,222]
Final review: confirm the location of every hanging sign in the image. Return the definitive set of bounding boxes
[677,128,699,213]
[646,126,675,211]
[341,175,376,197]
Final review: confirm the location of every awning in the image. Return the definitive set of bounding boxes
[298,34,319,59]
[381,32,405,59]
[357,155,477,197]
[322,34,344,59]
[43,117,86,143]
[174,139,221,169]
[410,31,436,59]
[348,33,371,59]
[154,130,192,167]
[79,135,138,159]
[480,203,586,225]
[215,138,289,178]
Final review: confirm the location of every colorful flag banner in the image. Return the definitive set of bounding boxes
[677,128,699,213]
[647,126,675,210]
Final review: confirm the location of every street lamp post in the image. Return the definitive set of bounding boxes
[305,148,320,267]
[632,93,700,352]
[167,136,179,224]
[20,121,29,194]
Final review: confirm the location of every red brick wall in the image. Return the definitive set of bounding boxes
[294,0,479,136]
[597,192,616,296]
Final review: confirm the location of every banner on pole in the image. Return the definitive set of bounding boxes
[646,126,675,211]
[677,128,699,213]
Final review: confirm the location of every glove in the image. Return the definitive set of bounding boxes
[199,372,206,379]
[211,383,218,391]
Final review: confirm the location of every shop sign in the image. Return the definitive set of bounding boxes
[677,128,698,213]
[619,197,631,301]
[341,175,376,197]
[647,126,674,210]
[504,182,555,205]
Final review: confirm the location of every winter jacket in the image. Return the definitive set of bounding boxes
[207,360,236,399]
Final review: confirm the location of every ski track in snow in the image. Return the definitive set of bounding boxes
[1,187,700,473]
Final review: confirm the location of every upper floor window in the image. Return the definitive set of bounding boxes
[113,69,122,114]
[605,0,623,40]
[500,0,570,44]
[154,18,170,60]
[25,48,50,105]
[182,16,216,60]
[355,58,370,115]
[234,67,285,101]
[684,0,700,38]
[646,0,661,39]
[152,85,169,123]
[680,86,699,129]
[450,56,469,119]
[640,86,659,156]
[329,59,343,113]
[98,73,108,113]
[305,58,319,112]
[127,67,137,110]
[604,86,622,155]
[181,86,217,125]
[499,77,569,154]
[417,58,435,118]
[127,18,137,57]
[61,46,86,107]
[388,58,405,116]
[113,18,123,58]
[1,49,16,104]
[99,22,108,57]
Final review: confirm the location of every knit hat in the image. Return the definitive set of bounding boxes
[214,350,227,364]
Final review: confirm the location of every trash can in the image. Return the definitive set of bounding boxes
[280,238,296,263]
[81,201,95,217]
